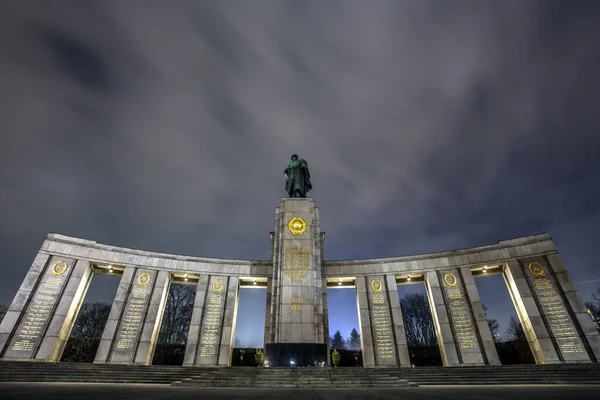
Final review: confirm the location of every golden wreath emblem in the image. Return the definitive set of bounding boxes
[444,273,457,287]
[528,262,545,277]
[288,217,307,235]
[370,279,383,292]
[51,261,68,276]
[138,272,151,286]
[212,279,224,293]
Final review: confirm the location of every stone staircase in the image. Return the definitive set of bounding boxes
[383,364,600,385]
[172,367,417,388]
[0,361,599,386]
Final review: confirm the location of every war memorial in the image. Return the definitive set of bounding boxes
[0,155,599,387]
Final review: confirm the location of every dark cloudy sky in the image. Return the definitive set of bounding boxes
[1,1,600,347]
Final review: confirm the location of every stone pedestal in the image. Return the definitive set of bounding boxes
[264,198,329,367]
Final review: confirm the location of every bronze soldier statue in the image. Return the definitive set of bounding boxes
[284,154,312,198]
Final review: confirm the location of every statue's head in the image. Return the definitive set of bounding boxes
[291,154,298,161]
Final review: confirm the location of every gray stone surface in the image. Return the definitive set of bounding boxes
[425,271,460,366]
[458,267,501,365]
[546,254,600,361]
[2,383,600,400]
[3,256,78,360]
[35,260,93,361]
[265,198,327,347]
[183,274,209,366]
[0,252,51,357]
[503,260,561,364]
[134,270,170,365]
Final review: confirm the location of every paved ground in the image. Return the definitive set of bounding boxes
[1,383,600,400]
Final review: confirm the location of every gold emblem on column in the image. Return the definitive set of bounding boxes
[287,217,307,235]
[212,279,224,292]
[443,273,457,287]
[51,261,68,276]
[528,262,545,277]
[370,279,383,292]
[138,272,151,286]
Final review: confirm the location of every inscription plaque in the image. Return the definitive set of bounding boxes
[444,275,477,350]
[370,279,394,361]
[114,272,152,350]
[7,260,71,356]
[283,245,310,282]
[527,262,584,354]
[199,294,223,357]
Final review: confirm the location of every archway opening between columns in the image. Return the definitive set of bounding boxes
[473,265,535,364]
[231,283,267,366]
[397,278,443,366]
[327,282,362,367]
[60,264,121,363]
[152,278,196,366]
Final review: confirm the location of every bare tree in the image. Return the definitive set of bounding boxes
[506,316,527,341]
[483,304,501,342]
[61,302,111,362]
[157,283,196,345]
[400,293,437,346]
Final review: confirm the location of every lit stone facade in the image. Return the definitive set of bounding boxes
[1,198,599,366]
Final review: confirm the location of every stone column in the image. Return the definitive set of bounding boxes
[1,256,82,361]
[356,275,399,367]
[511,257,597,363]
[425,271,460,366]
[385,274,411,366]
[35,260,93,361]
[503,260,561,363]
[94,268,167,364]
[218,276,239,366]
[183,275,209,366]
[436,268,486,365]
[356,276,375,367]
[133,270,170,365]
[191,275,238,366]
[0,253,51,358]
[458,267,501,365]
[546,254,600,361]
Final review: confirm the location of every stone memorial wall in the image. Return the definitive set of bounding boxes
[1,199,598,367]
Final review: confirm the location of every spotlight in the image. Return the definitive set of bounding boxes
[108,265,113,272]
[483,266,487,271]
[407,277,411,281]
[253,281,257,285]
[338,281,342,285]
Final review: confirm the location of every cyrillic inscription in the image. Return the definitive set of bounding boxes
[9,261,70,355]
[283,245,310,282]
[446,285,478,349]
[115,273,152,350]
[199,294,223,357]
[370,281,394,361]
[527,263,584,354]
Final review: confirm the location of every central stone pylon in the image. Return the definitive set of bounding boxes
[264,198,330,366]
